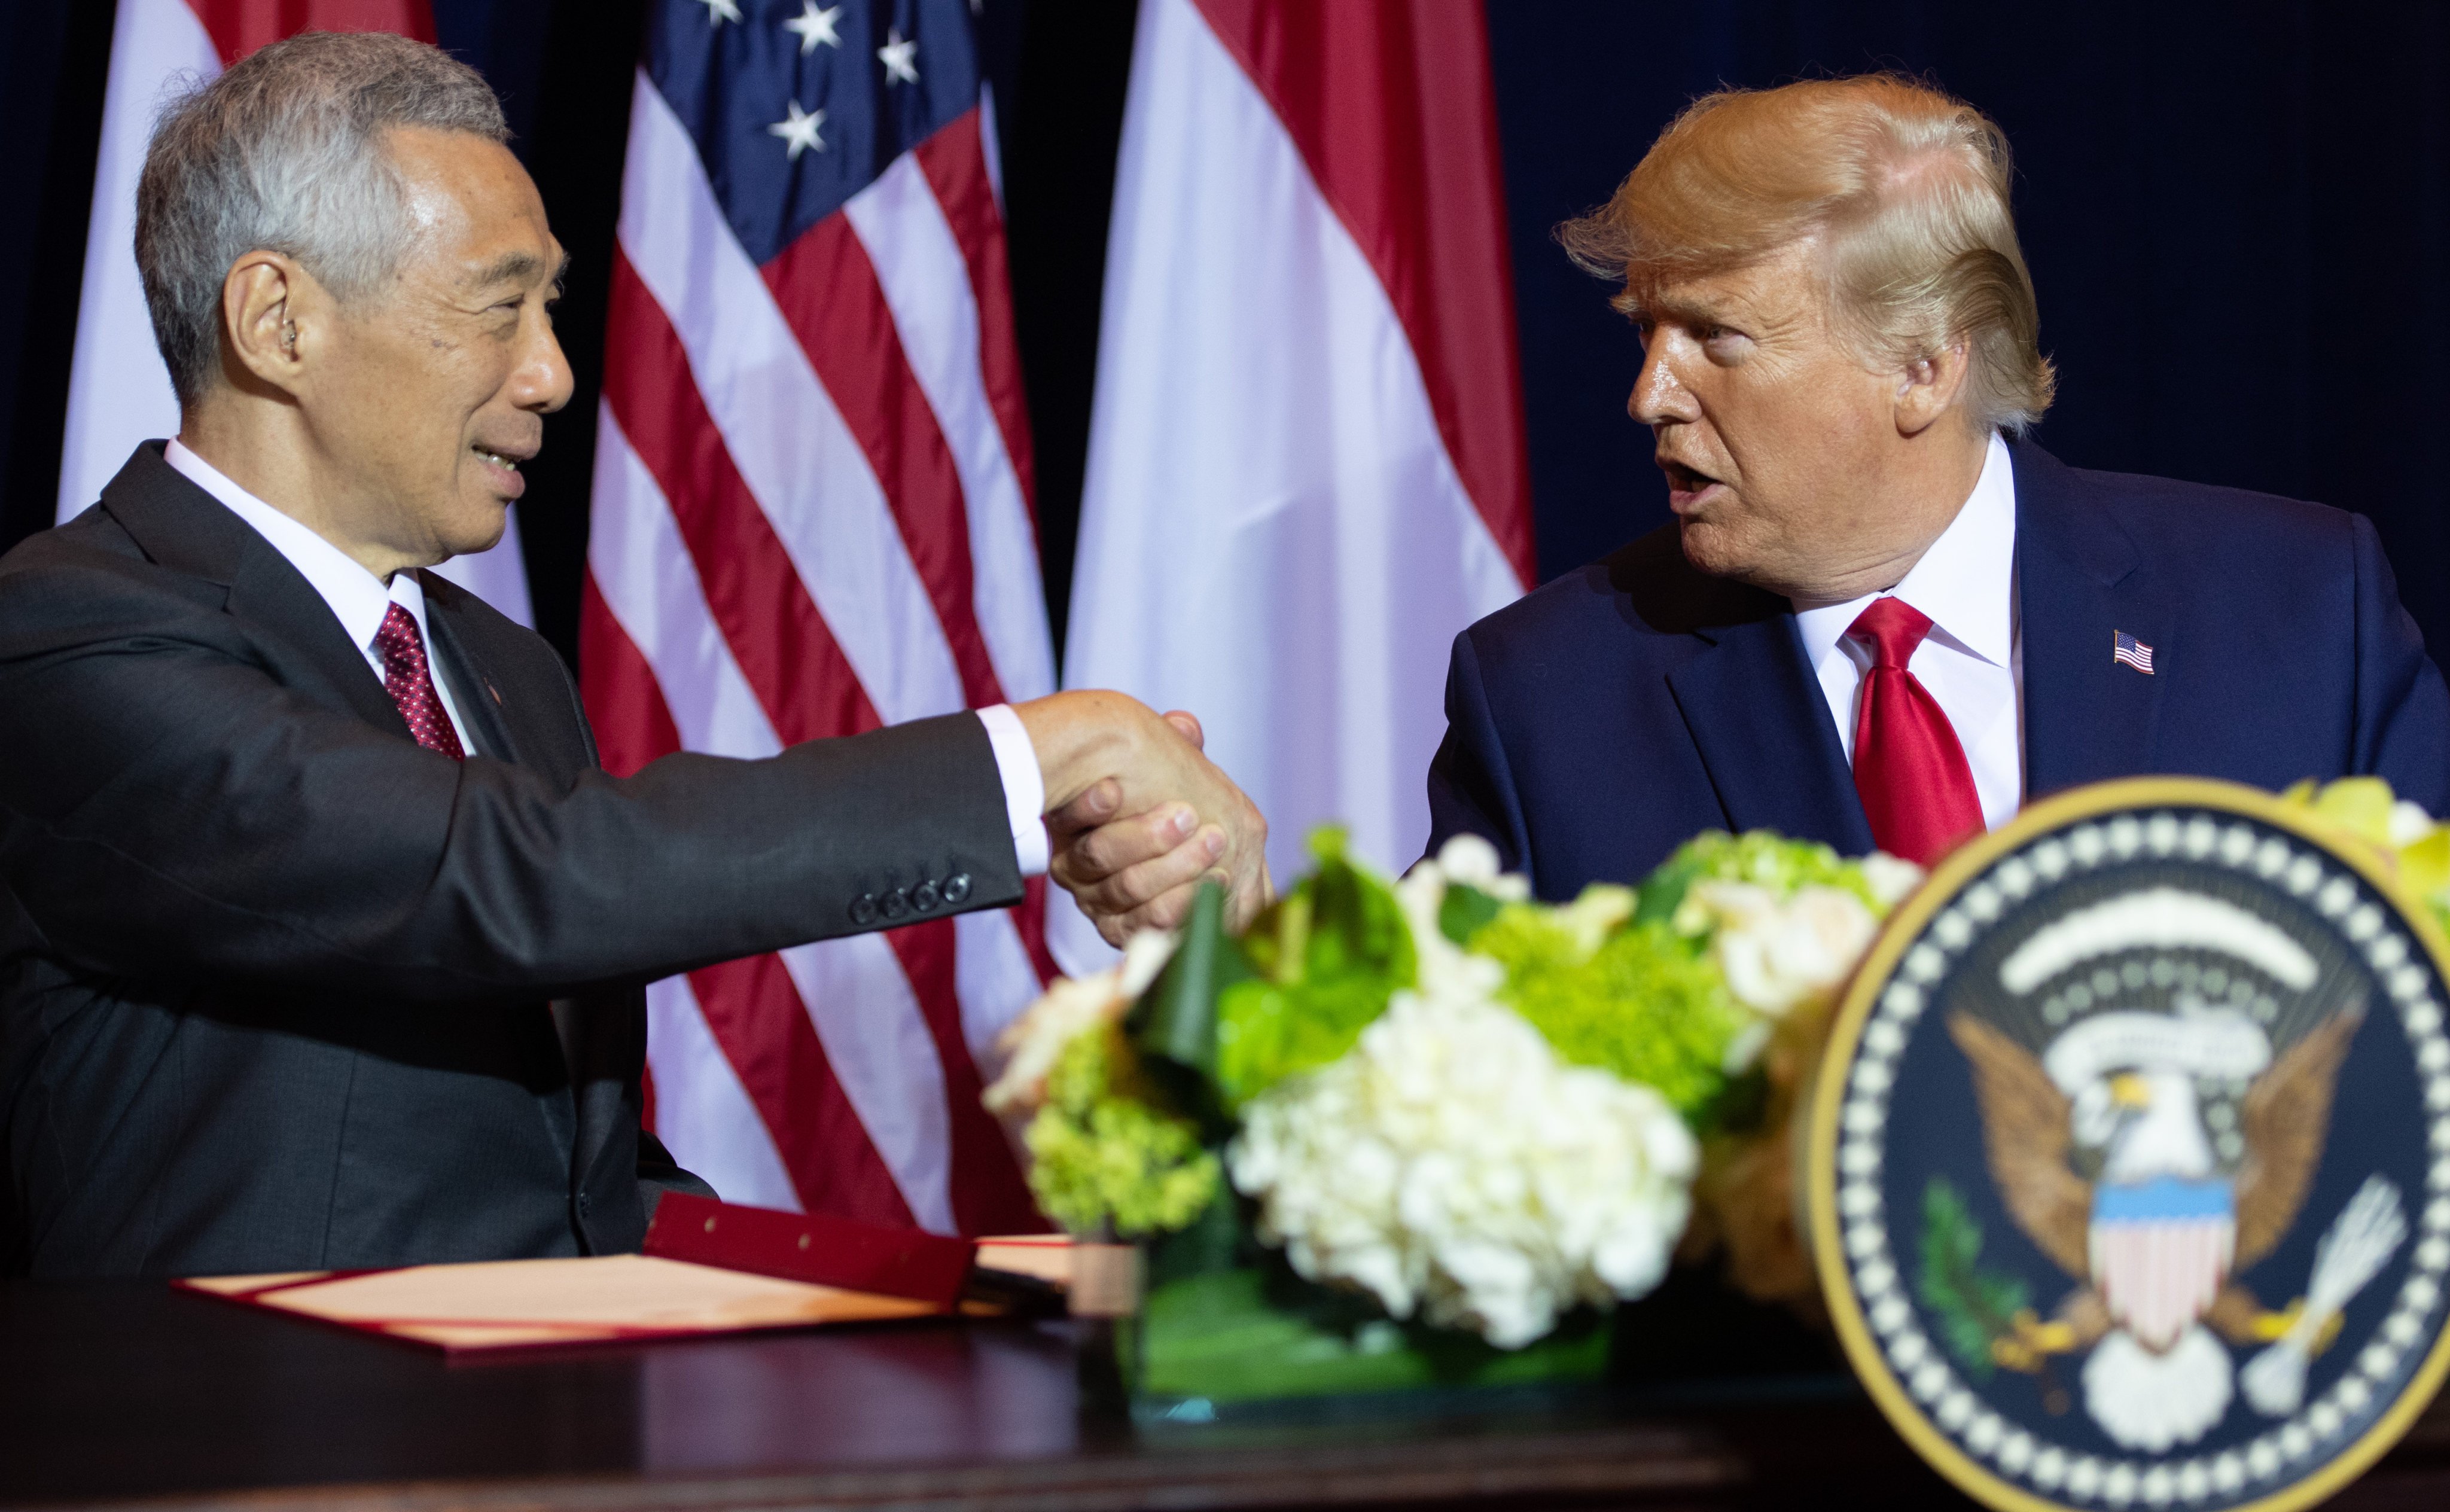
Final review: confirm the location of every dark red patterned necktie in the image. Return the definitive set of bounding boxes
[1848,597,1981,865]
[373,602,466,760]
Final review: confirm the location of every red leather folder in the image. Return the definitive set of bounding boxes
[640,1193,974,1309]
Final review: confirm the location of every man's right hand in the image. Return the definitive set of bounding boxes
[1013,692,1270,946]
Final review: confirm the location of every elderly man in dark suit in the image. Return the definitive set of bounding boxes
[0,35,1263,1277]
[1428,74,2450,897]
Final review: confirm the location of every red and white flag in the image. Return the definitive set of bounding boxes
[1060,0,1535,957]
[582,2,1053,1234]
[57,0,533,625]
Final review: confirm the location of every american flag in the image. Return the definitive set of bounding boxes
[2113,629,2155,675]
[581,0,1054,1234]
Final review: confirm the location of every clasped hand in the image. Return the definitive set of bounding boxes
[1014,691,1272,946]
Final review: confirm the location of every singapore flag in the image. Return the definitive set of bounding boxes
[1060,0,1535,965]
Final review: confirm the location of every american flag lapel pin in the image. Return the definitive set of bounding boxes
[2113,629,2155,675]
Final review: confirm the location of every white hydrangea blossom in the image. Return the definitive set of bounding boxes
[982,929,1177,1118]
[2390,799,2439,848]
[1858,850,1927,909]
[1693,881,1879,1020]
[1678,874,1913,1072]
[1229,990,1698,1349]
[1394,834,1520,1010]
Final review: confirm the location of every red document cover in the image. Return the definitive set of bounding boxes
[639,1193,975,1308]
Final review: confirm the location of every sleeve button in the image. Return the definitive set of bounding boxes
[881,888,910,920]
[943,873,971,905]
[912,879,941,913]
[850,893,879,926]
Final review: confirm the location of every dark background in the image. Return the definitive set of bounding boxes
[5,1,2445,669]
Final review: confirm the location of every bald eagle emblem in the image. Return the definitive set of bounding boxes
[1948,887,2407,1452]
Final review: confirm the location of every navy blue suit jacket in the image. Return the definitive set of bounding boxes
[1426,440,2450,901]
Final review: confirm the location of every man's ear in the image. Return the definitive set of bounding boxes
[1894,339,1972,438]
[220,252,316,396]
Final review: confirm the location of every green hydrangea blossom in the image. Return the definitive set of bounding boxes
[1470,903,1745,1121]
[1637,829,1884,932]
[1025,1025,1220,1238]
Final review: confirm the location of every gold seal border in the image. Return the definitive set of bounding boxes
[1806,776,2450,1512]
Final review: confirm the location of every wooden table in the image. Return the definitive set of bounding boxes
[7,1276,2449,1511]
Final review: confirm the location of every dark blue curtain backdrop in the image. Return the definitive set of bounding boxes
[1491,2,2450,648]
[4,1,2445,672]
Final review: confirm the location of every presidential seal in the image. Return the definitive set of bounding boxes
[1809,778,2450,1512]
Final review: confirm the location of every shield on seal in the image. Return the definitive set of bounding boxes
[2091,1176,2235,1353]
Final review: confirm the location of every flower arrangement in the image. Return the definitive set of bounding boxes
[2278,775,2450,937]
[983,823,1922,1393]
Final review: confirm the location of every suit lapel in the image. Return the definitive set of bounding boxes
[103,446,624,1197]
[419,584,524,767]
[2013,441,2168,800]
[100,445,409,739]
[418,570,595,786]
[1665,612,1877,855]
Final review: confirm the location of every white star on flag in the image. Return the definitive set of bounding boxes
[695,0,742,25]
[766,99,827,160]
[878,28,919,86]
[783,1,842,53]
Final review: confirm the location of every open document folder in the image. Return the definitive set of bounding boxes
[175,1194,1075,1354]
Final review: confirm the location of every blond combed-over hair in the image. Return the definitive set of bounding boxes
[1561,74,2055,434]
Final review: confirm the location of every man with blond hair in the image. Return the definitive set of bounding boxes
[1427,73,2449,889]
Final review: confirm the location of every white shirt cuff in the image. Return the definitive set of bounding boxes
[974,704,1049,878]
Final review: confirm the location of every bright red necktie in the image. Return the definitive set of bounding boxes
[1847,597,1981,865]
[373,602,467,761]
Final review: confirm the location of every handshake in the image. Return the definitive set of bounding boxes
[1014,690,1272,946]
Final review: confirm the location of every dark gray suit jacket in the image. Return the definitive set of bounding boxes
[0,444,1025,1277]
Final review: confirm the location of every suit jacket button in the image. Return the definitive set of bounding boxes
[881,888,910,920]
[943,873,971,905]
[850,893,879,926]
[912,879,941,913]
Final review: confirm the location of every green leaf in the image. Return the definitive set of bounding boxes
[1132,1269,1613,1403]
[1634,834,1723,926]
[1438,882,1504,944]
[1127,881,1254,1128]
[1916,1176,2029,1382]
[1213,828,1415,1108]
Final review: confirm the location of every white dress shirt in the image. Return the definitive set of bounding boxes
[1790,431,2024,834]
[165,439,1050,876]
[168,439,480,755]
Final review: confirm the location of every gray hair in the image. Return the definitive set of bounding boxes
[135,31,508,407]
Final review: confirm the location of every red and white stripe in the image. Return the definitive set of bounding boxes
[2093,1217,2233,1353]
[58,0,534,626]
[585,72,1054,1234]
[1061,0,1534,964]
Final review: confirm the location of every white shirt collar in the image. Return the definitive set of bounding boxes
[161,439,474,758]
[163,438,438,660]
[1791,430,2018,669]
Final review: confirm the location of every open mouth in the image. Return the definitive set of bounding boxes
[1658,457,1724,511]
[471,444,531,499]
